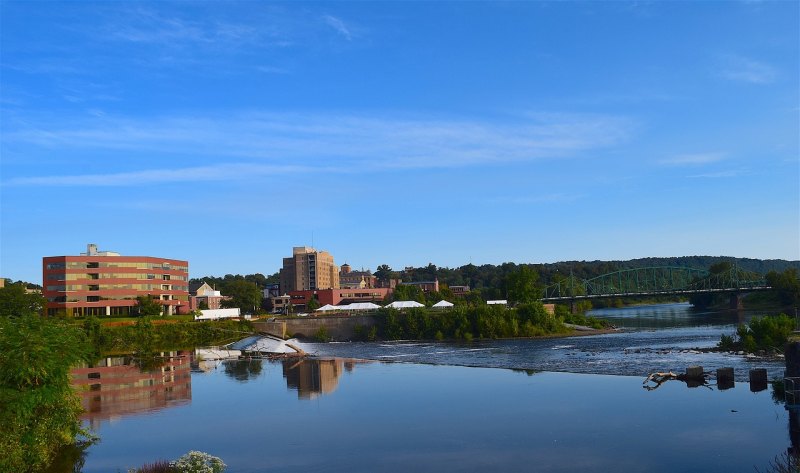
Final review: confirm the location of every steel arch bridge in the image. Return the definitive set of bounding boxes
[540,266,770,302]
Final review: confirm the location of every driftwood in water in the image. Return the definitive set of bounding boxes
[284,342,306,356]
[643,370,711,391]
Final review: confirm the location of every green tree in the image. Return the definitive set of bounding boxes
[0,283,47,317]
[732,314,794,352]
[766,269,800,306]
[244,273,268,289]
[506,266,542,305]
[0,315,90,472]
[307,295,320,311]
[134,295,163,317]
[221,280,263,314]
[374,264,396,284]
[709,261,733,274]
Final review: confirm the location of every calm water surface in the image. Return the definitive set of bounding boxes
[70,304,791,472]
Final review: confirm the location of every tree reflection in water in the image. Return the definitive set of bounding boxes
[222,359,264,382]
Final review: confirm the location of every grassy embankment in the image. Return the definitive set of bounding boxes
[78,316,256,355]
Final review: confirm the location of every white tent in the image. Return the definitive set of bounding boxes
[316,304,340,312]
[386,300,425,309]
[341,302,382,311]
[432,300,454,309]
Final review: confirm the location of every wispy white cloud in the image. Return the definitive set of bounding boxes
[108,9,243,45]
[718,55,777,84]
[6,163,315,187]
[323,15,353,41]
[256,65,290,74]
[687,168,748,178]
[659,152,726,166]
[4,60,82,75]
[3,111,634,186]
[489,193,584,205]
[97,7,296,51]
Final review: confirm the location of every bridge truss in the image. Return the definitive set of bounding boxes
[541,266,769,302]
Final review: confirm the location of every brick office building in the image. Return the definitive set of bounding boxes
[43,244,189,316]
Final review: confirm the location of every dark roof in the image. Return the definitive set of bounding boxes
[189,281,205,293]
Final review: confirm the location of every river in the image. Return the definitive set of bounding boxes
[60,303,792,472]
[301,303,785,380]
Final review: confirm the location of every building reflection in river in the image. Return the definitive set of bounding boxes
[71,351,192,428]
[282,359,358,399]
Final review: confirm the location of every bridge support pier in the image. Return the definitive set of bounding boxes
[729,293,744,310]
[569,301,577,314]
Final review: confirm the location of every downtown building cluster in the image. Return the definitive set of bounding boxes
[38,243,466,317]
[270,246,462,313]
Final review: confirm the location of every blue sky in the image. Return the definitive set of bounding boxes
[1,1,798,283]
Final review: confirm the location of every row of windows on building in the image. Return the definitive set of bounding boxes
[46,262,188,271]
[46,284,189,292]
[48,294,190,303]
[46,273,187,281]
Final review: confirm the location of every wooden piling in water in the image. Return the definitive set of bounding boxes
[786,342,800,378]
[749,368,768,392]
[685,366,704,379]
[717,367,734,390]
[684,366,705,388]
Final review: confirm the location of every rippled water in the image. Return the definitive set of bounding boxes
[299,303,784,380]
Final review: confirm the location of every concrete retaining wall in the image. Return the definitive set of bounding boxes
[253,314,378,341]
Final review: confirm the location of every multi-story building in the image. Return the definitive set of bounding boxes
[43,244,189,316]
[285,287,392,310]
[279,246,339,293]
[339,264,377,289]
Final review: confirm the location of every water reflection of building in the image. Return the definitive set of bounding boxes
[282,359,355,399]
[71,351,192,427]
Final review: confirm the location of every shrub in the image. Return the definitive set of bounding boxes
[313,326,331,342]
[718,333,735,351]
[739,314,793,352]
[170,451,226,473]
[0,315,91,472]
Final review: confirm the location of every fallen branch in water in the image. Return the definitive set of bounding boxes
[643,370,711,391]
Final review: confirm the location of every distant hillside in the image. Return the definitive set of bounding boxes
[615,256,799,275]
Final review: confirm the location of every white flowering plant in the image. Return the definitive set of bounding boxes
[169,451,226,473]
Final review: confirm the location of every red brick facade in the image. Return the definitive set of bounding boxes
[43,254,190,316]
